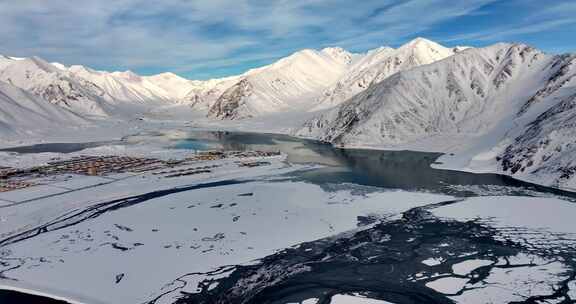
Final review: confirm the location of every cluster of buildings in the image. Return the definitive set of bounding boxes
[0,150,282,193]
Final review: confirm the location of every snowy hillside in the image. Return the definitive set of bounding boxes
[207,47,353,119]
[182,76,241,111]
[0,40,461,124]
[0,56,115,116]
[68,66,175,104]
[0,81,86,136]
[313,38,456,110]
[296,43,576,188]
[142,72,194,99]
[495,53,576,188]
[2,39,576,188]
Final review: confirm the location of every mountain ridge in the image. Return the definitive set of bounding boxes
[2,38,576,188]
[295,42,576,188]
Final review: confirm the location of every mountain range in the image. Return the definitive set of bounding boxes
[1,38,575,189]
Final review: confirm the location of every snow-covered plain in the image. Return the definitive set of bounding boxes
[0,142,455,304]
[1,133,576,304]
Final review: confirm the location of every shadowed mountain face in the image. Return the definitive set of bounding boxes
[296,44,576,189]
[2,39,576,189]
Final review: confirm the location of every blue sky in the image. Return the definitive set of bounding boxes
[0,0,574,79]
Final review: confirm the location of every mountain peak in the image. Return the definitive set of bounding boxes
[0,54,25,61]
[321,47,354,65]
[51,62,67,70]
[405,37,434,44]
[69,65,99,75]
[18,56,61,73]
[364,46,395,57]
[453,46,472,53]
[400,37,444,50]
[151,72,188,81]
[395,37,453,62]
[111,70,141,81]
[321,46,348,55]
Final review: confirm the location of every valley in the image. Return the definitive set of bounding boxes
[1,37,576,304]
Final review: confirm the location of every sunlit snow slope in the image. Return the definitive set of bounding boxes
[296,43,576,188]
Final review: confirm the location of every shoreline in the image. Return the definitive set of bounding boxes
[1,125,575,303]
[2,122,574,195]
[0,280,105,304]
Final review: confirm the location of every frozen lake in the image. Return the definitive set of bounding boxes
[6,129,570,196]
[156,130,576,198]
[2,130,576,304]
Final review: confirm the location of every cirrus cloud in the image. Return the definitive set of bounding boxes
[0,0,573,79]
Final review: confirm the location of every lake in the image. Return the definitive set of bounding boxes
[2,129,573,198]
[2,129,576,303]
[166,130,574,198]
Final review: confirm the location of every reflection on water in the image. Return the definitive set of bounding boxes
[0,141,121,154]
[2,130,576,303]
[170,130,570,196]
[2,129,573,197]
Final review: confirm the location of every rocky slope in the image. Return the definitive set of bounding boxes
[0,80,86,136]
[2,39,576,188]
[142,72,195,100]
[182,76,241,111]
[0,55,208,119]
[296,43,576,188]
[497,54,576,188]
[313,38,456,110]
[0,40,457,123]
[68,66,173,104]
[207,47,353,119]
[205,38,459,119]
[0,56,115,116]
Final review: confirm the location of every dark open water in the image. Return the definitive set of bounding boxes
[2,129,575,304]
[0,290,69,304]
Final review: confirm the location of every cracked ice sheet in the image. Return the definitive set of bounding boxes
[425,277,469,295]
[432,196,576,235]
[331,294,393,303]
[450,254,569,303]
[451,259,493,275]
[0,180,452,304]
[569,280,576,299]
[432,196,575,303]
[421,257,444,266]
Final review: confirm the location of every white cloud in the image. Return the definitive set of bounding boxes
[440,1,576,44]
[0,0,570,78]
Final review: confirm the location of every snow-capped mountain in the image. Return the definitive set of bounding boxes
[207,47,354,119]
[0,80,86,136]
[2,38,576,188]
[181,76,241,111]
[296,43,542,145]
[68,66,178,103]
[312,38,456,110]
[0,55,203,119]
[0,40,458,123]
[143,72,196,99]
[496,53,576,188]
[295,43,576,188]
[0,56,115,116]
[0,55,25,70]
